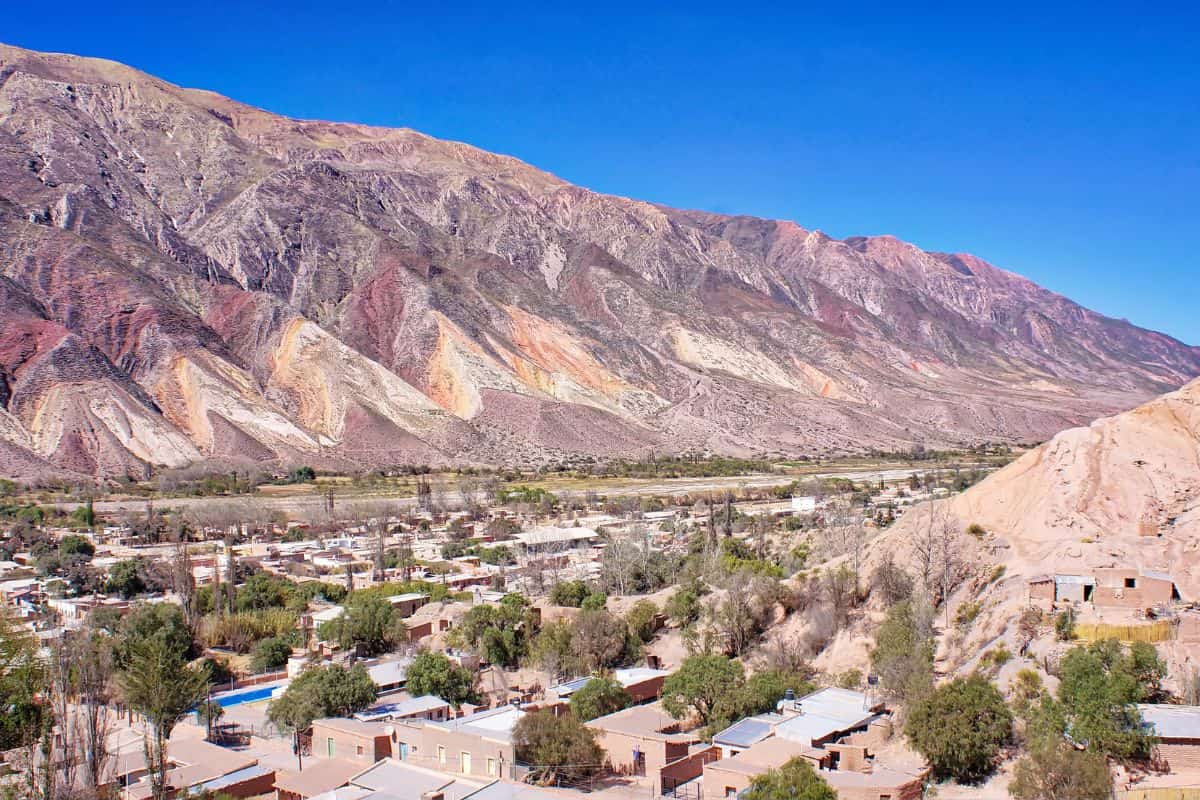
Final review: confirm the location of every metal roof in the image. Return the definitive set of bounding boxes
[187,764,273,794]
[1138,704,1200,739]
[713,718,774,749]
[355,695,451,721]
[434,705,525,742]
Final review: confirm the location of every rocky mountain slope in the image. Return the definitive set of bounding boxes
[1,43,1198,478]
[939,376,1200,592]
[863,378,1200,684]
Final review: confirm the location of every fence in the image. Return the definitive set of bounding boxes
[1116,788,1200,800]
[1074,621,1175,643]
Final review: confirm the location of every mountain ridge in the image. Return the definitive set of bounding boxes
[0,42,1197,479]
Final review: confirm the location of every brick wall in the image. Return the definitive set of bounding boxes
[1156,741,1200,772]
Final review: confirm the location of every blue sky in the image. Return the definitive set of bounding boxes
[5,2,1198,343]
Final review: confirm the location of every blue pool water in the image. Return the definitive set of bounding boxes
[212,685,277,708]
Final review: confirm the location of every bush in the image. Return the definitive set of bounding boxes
[742,757,836,800]
[1010,736,1111,800]
[1054,610,1076,641]
[251,637,293,673]
[570,676,632,722]
[954,601,982,629]
[625,600,659,644]
[836,669,863,690]
[199,609,298,653]
[666,583,702,626]
[870,600,934,701]
[905,674,1012,782]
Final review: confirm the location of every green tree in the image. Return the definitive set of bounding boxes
[905,674,1012,782]
[870,599,934,701]
[0,609,44,751]
[665,582,702,626]
[59,534,95,559]
[267,663,377,733]
[453,593,533,667]
[734,669,816,718]
[405,651,479,707]
[530,619,576,681]
[742,757,836,800]
[661,654,744,728]
[235,572,290,611]
[1055,640,1160,759]
[321,595,397,656]
[120,637,211,800]
[513,710,605,785]
[250,637,293,672]
[549,580,592,607]
[106,558,147,598]
[119,602,194,664]
[626,600,660,644]
[570,676,632,722]
[1009,736,1112,800]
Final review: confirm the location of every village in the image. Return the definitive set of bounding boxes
[2,454,1200,800]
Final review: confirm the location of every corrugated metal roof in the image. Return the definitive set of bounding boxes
[1138,704,1200,739]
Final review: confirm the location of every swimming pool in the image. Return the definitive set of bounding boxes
[211,685,279,708]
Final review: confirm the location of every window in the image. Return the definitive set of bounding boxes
[327,738,335,757]
[487,758,496,776]
[726,788,737,798]
[461,751,472,773]
[1125,578,1137,589]
[438,746,446,764]
[356,745,364,756]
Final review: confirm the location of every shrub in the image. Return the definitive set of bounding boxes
[955,601,982,629]
[250,637,293,673]
[1010,736,1111,800]
[836,669,863,690]
[870,600,934,701]
[626,600,660,644]
[743,757,836,800]
[905,674,1012,782]
[570,676,632,722]
[1054,610,1076,641]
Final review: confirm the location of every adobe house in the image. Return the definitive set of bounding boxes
[393,704,523,779]
[585,702,716,792]
[387,592,430,618]
[548,667,670,707]
[1028,570,1181,609]
[1093,569,1180,607]
[310,717,393,762]
[705,689,922,800]
[273,757,363,800]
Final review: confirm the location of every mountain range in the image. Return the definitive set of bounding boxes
[1,43,1198,479]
